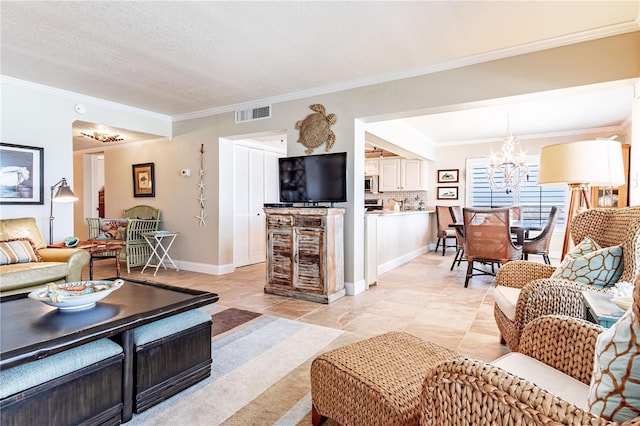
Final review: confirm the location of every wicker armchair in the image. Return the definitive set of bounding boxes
[421,281,640,426]
[494,206,640,351]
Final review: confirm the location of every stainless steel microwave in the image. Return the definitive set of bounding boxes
[365,175,378,193]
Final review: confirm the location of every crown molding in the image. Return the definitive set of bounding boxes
[439,124,629,148]
[1,76,172,122]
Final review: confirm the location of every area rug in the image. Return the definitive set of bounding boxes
[127,307,361,425]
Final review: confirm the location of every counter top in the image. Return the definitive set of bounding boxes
[366,209,434,216]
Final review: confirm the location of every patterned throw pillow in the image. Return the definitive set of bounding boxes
[588,308,640,422]
[551,245,623,288]
[565,236,602,260]
[0,238,42,265]
[551,236,623,288]
[97,218,129,240]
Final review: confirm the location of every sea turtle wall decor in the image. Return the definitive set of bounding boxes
[295,104,337,154]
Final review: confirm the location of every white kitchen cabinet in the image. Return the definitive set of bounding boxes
[401,158,426,190]
[378,157,426,191]
[365,159,379,176]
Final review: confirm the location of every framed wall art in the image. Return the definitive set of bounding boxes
[132,162,155,197]
[437,169,459,183]
[0,143,44,204]
[437,186,458,200]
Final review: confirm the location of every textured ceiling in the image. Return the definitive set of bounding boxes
[2,1,638,117]
[2,1,639,153]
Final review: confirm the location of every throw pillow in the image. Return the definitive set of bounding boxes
[587,308,640,422]
[551,245,623,288]
[97,218,129,240]
[565,236,602,260]
[0,238,42,265]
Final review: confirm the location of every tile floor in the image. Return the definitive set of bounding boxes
[88,249,558,362]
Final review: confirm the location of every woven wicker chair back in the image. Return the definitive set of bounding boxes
[436,206,455,238]
[570,206,640,283]
[463,207,521,262]
[509,206,522,221]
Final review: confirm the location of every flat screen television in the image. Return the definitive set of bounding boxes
[279,152,347,204]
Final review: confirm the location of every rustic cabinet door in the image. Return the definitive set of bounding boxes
[266,227,293,286]
[292,228,324,292]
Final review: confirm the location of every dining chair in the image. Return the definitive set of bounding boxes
[435,206,457,256]
[523,206,558,264]
[449,206,465,270]
[462,207,523,287]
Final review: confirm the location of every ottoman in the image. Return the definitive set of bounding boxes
[310,331,460,426]
[133,309,212,413]
[0,338,124,426]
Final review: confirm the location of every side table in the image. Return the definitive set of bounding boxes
[48,240,123,280]
[581,290,625,328]
[141,231,179,276]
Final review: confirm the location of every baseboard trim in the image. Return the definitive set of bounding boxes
[377,246,429,275]
[173,260,235,276]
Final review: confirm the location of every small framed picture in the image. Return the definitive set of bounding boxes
[0,143,44,205]
[132,162,155,197]
[437,186,458,200]
[437,169,459,183]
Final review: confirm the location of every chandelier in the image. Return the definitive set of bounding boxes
[486,120,528,194]
[81,131,123,143]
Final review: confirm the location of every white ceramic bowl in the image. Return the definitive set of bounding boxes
[28,279,124,311]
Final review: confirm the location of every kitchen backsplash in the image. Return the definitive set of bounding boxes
[365,190,428,210]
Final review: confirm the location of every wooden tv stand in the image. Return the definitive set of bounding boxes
[263,207,345,304]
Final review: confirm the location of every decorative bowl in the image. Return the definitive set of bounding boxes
[64,236,79,247]
[28,279,124,311]
[611,296,633,311]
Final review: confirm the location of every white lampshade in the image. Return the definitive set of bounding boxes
[538,140,625,186]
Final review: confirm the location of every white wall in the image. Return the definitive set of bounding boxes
[1,82,171,243]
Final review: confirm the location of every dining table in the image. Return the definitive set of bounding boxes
[449,220,542,246]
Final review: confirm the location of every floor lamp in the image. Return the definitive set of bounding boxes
[49,177,78,245]
[538,140,625,259]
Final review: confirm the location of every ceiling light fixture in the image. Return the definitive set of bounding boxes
[81,131,124,143]
[487,116,528,194]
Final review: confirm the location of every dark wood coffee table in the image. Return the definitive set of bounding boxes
[0,278,219,422]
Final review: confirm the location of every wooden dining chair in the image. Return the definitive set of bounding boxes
[435,206,457,256]
[523,206,558,264]
[462,207,523,287]
[449,206,465,270]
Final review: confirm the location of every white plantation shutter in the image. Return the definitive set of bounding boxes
[467,157,566,227]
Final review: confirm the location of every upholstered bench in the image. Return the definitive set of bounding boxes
[0,338,124,426]
[310,331,460,426]
[133,308,212,413]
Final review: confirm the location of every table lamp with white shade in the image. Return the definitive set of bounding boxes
[537,139,625,259]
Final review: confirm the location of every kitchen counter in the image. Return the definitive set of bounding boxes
[368,209,436,275]
[366,209,434,215]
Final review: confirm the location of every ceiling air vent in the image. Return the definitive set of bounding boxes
[235,105,271,123]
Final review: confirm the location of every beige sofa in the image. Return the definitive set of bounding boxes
[0,217,90,296]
